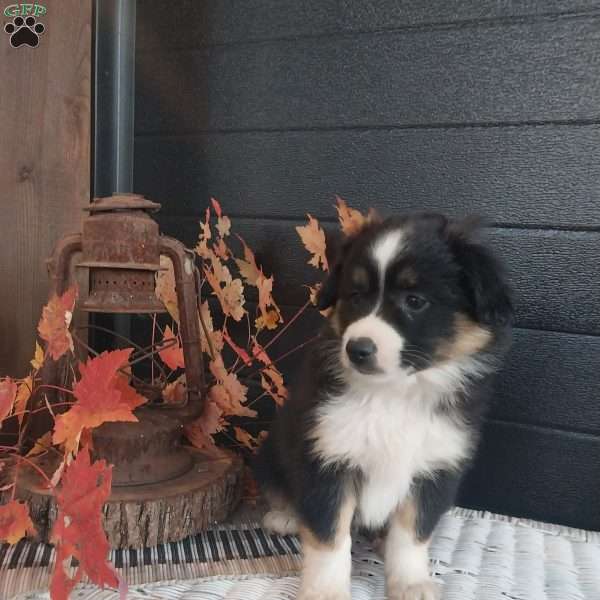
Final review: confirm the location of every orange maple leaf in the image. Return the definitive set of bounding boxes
[50,446,124,600]
[158,325,185,370]
[198,301,224,356]
[27,431,53,457]
[213,237,231,260]
[0,500,36,544]
[234,427,267,453]
[335,196,367,236]
[184,401,224,450]
[195,207,213,259]
[255,308,281,331]
[204,266,246,322]
[53,349,146,453]
[251,338,272,365]
[31,341,45,371]
[235,235,263,286]
[223,328,252,366]
[260,366,288,406]
[256,274,282,330]
[14,376,33,425]
[296,214,329,271]
[37,287,77,361]
[211,199,232,238]
[162,375,187,405]
[156,256,179,323]
[210,197,223,218]
[0,378,17,425]
[208,373,256,418]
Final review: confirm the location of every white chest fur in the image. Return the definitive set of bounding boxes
[310,379,471,529]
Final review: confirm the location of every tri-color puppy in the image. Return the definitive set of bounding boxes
[255,213,513,600]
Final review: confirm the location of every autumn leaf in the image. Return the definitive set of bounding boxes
[156,256,179,323]
[0,378,17,425]
[204,266,246,322]
[255,308,281,331]
[261,366,288,406]
[211,197,223,218]
[209,355,228,382]
[296,214,329,271]
[15,376,33,425]
[211,381,256,419]
[0,500,36,544]
[234,427,267,453]
[38,286,77,361]
[50,446,124,600]
[53,349,146,453]
[212,199,232,238]
[335,196,367,236]
[162,375,187,405]
[223,328,252,366]
[213,237,230,260]
[198,301,224,356]
[158,325,185,370]
[307,284,320,306]
[251,338,272,365]
[31,341,45,371]
[235,236,263,286]
[184,401,224,450]
[256,274,282,329]
[195,207,212,259]
[27,431,53,457]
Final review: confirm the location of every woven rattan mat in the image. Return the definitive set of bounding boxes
[4,508,600,600]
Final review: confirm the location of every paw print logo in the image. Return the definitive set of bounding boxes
[4,15,45,48]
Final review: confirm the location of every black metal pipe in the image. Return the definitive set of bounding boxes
[92,0,137,343]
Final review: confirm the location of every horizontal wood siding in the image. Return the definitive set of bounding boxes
[135,2,600,529]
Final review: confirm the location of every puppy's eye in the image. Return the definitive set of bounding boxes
[404,294,428,312]
[349,291,363,306]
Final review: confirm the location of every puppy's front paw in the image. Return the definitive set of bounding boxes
[388,580,440,600]
[297,589,350,600]
[263,509,299,535]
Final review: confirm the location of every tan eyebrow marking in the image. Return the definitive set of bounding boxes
[351,266,369,288]
[396,266,418,287]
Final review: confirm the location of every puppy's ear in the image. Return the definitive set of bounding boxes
[448,219,513,327]
[316,263,343,310]
[316,230,345,311]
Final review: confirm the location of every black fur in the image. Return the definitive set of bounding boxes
[412,470,463,542]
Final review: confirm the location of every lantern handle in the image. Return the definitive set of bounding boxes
[159,236,205,419]
[46,233,83,295]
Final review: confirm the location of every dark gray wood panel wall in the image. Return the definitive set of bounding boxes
[134,1,600,530]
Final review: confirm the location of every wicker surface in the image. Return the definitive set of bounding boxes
[6,508,600,600]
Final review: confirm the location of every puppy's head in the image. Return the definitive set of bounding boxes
[318,213,512,382]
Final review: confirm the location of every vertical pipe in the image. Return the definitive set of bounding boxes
[93,0,136,195]
[93,0,136,342]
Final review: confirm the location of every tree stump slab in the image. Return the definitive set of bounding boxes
[17,448,244,548]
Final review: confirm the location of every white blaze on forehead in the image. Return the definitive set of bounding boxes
[342,314,404,374]
[371,229,405,279]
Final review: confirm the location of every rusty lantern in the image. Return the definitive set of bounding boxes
[43,193,205,489]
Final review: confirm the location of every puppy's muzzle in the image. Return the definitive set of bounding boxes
[346,337,378,372]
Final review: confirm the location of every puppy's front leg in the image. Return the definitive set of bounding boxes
[384,498,438,600]
[297,495,356,600]
[385,471,461,600]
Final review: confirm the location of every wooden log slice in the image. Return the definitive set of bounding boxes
[16,448,243,548]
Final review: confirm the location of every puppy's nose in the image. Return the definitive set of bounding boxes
[346,337,377,366]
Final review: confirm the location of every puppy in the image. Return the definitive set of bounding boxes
[254,213,513,600]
